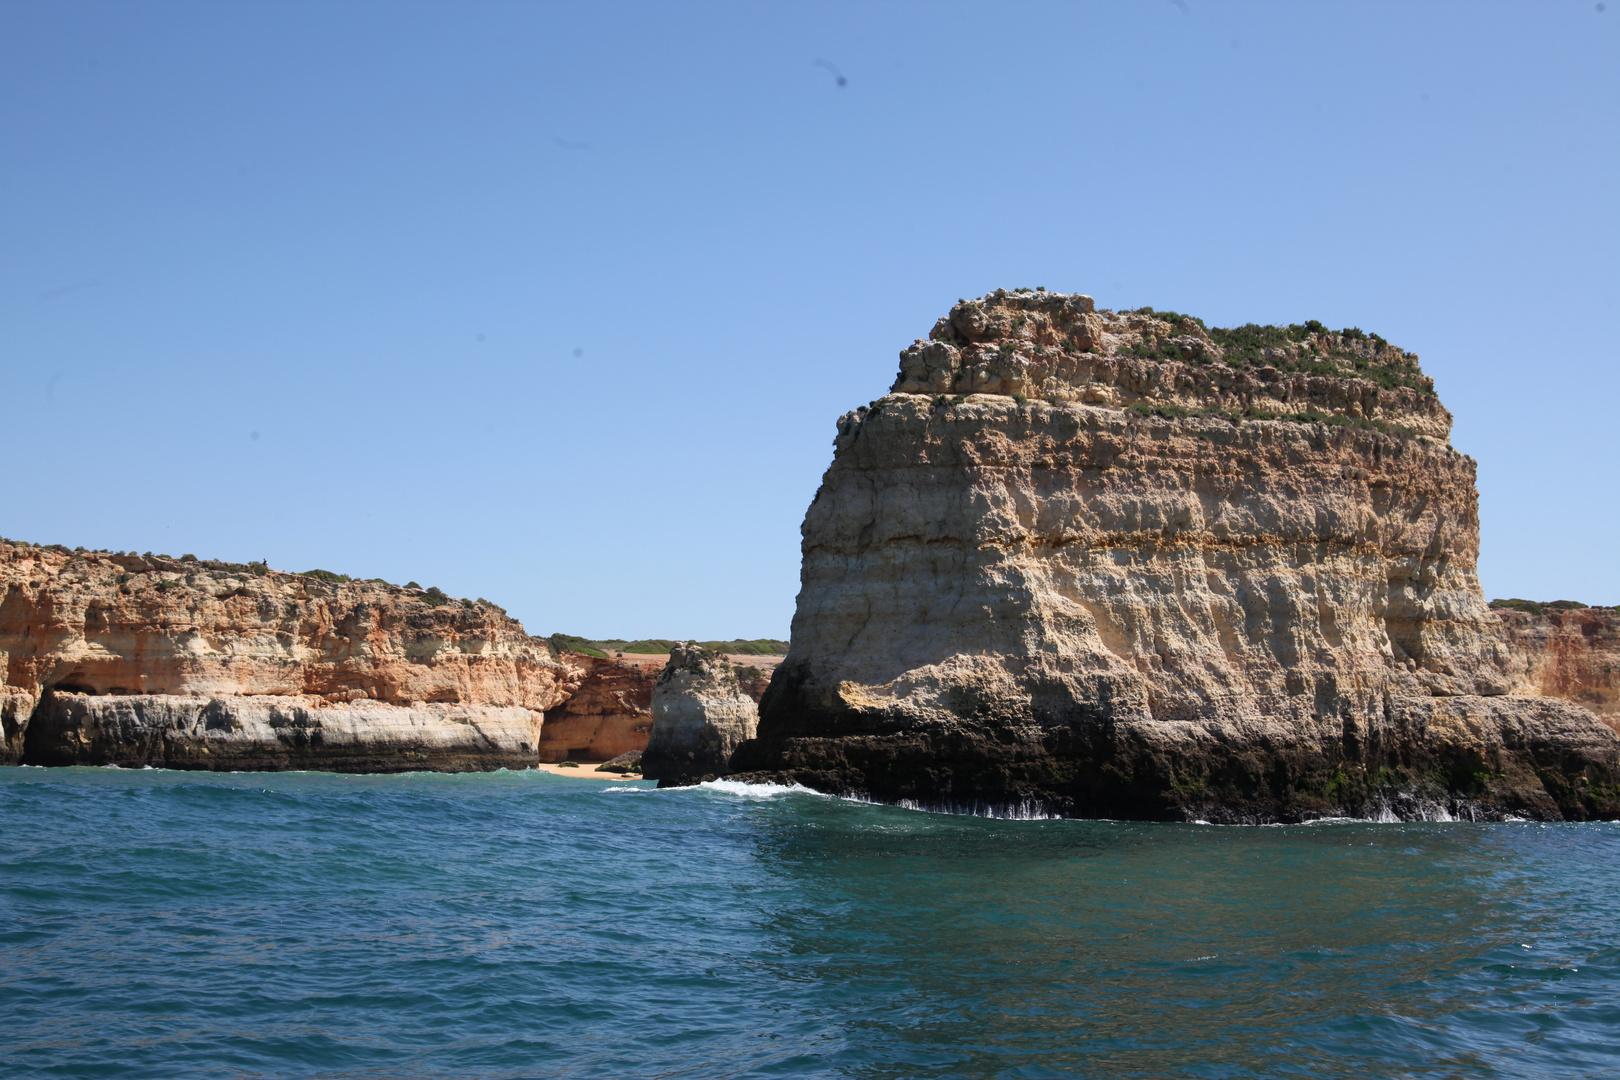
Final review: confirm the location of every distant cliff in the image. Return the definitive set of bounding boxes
[733,289,1620,822]
[0,541,578,770]
[1495,603,1620,722]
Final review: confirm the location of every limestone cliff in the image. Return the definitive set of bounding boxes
[0,541,580,770]
[732,289,1620,822]
[1496,605,1620,723]
[643,642,758,786]
[24,692,548,772]
[537,653,656,763]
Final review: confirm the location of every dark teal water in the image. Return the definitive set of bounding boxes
[3,769,1618,1079]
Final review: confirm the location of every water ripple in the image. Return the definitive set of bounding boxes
[2,768,1619,1078]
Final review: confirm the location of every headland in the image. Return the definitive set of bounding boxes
[729,289,1620,822]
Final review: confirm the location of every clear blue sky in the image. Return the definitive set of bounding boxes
[3,1,1616,639]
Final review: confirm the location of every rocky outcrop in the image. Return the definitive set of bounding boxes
[25,691,544,772]
[1497,606,1620,724]
[643,642,758,786]
[537,653,656,762]
[1,689,36,764]
[731,289,1620,822]
[0,542,581,771]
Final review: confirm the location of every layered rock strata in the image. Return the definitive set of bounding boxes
[643,642,759,786]
[537,653,657,763]
[25,692,545,772]
[0,542,580,770]
[1497,606,1620,723]
[732,289,1620,822]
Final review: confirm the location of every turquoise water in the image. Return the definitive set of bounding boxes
[3,769,1618,1079]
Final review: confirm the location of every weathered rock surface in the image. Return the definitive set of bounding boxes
[643,642,758,786]
[538,653,656,763]
[0,542,581,770]
[1,690,37,764]
[732,290,1620,822]
[1497,606,1620,724]
[26,691,544,772]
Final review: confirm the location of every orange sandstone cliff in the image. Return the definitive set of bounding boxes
[1497,605,1620,725]
[537,653,657,763]
[0,542,581,770]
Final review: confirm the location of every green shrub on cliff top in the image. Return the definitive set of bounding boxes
[547,634,789,657]
[1489,598,1589,616]
[548,633,607,657]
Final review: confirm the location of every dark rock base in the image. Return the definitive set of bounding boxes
[729,694,1620,823]
[16,691,540,774]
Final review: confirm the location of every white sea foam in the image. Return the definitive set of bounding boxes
[842,793,1062,820]
[697,779,826,799]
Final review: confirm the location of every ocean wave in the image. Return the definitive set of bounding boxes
[696,779,828,800]
[889,797,1060,820]
[835,792,1062,820]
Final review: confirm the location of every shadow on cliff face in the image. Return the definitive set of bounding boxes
[733,663,1620,823]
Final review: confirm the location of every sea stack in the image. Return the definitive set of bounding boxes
[643,642,758,787]
[730,289,1620,822]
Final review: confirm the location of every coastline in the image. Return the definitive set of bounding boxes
[533,761,640,781]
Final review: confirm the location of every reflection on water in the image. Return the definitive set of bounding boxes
[1,769,1617,1079]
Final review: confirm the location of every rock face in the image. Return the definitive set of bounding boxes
[25,692,545,772]
[0,542,580,770]
[1,689,36,763]
[643,642,759,786]
[732,289,1620,822]
[1497,606,1620,724]
[537,653,657,763]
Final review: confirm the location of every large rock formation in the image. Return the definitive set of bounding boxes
[732,289,1620,822]
[537,653,657,763]
[0,542,580,770]
[643,642,758,786]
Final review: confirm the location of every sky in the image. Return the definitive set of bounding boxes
[2,1,1616,639]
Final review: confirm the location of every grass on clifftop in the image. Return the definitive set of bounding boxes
[548,633,789,658]
[1489,598,1594,616]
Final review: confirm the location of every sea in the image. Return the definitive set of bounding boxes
[2,767,1618,1079]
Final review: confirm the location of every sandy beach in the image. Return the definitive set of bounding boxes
[533,762,640,781]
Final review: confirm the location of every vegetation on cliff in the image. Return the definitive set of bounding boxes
[892,288,1449,439]
[547,634,788,658]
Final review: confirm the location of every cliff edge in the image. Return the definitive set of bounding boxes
[731,289,1620,822]
[0,542,580,770]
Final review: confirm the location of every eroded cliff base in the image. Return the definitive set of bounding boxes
[731,693,1620,823]
[21,691,547,773]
